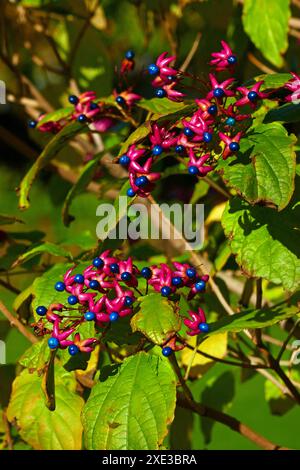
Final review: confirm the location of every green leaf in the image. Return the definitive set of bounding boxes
[206,301,299,337]
[242,0,290,67]
[131,293,181,345]
[252,73,291,90]
[138,98,184,115]
[31,263,72,314]
[218,123,296,211]
[82,352,176,450]
[37,106,73,127]
[264,103,300,124]
[118,123,151,156]
[222,197,300,291]
[7,366,83,450]
[19,339,49,372]
[0,213,24,225]
[11,242,73,269]
[18,121,87,210]
[62,158,100,227]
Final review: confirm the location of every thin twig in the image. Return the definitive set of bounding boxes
[277,319,300,363]
[180,32,202,72]
[0,301,38,344]
[247,53,276,74]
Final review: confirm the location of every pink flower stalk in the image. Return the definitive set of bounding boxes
[235,81,269,108]
[38,115,62,134]
[207,73,235,101]
[210,40,237,72]
[182,112,210,142]
[184,308,208,336]
[223,104,250,122]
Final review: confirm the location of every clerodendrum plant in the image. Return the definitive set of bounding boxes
[4,38,300,451]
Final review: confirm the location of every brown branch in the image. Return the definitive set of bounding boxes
[177,392,290,450]
[0,279,21,295]
[247,52,276,74]
[277,319,300,363]
[0,301,38,344]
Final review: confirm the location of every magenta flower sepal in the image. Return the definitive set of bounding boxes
[150,124,178,149]
[235,81,269,108]
[219,131,243,159]
[73,333,98,353]
[284,73,300,102]
[207,74,235,101]
[210,40,237,72]
[155,52,178,79]
[184,308,208,336]
[188,149,213,177]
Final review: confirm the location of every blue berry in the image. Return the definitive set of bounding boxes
[162,346,173,357]
[48,337,59,349]
[74,274,84,284]
[110,263,120,274]
[116,95,125,105]
[68,344,79,356]
[36,305,47,316]
[119,154,130,166]
[148,63,159,75]
[208,105,217,115]
[125,50,135,60]
[199,322,210,333]
[54,281,65,292]
[226,117,236,126]
[213,88,225,98]
[172,276,182,286]
[188,166,199,176]
[109,312,119,322]
[68,95,79,105]
[229,142,240,152]
[28,119,37,129]
[248,91,258,102]
[135,175,149,188]
[186,268,196,278]
[161,286,171,297]
[183,127,194,137]
[175,145,184,153]
[141,267,152,279]
[84,311,96,321]
[90,102,99,110]
[155,88,166,98]
[93,257,104,268]
[121,271,132,281]
[68,295,78,305]
[227,55,237,65]
[124,296,134,306]
[77,114,87,123]
[195,280,206,292]
[127,188,136,197]
[89,280,100,290]
[152,145,163,156]
[203,132,213,143]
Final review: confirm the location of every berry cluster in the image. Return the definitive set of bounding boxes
[28,42,297,199]
[34,251,210,356]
